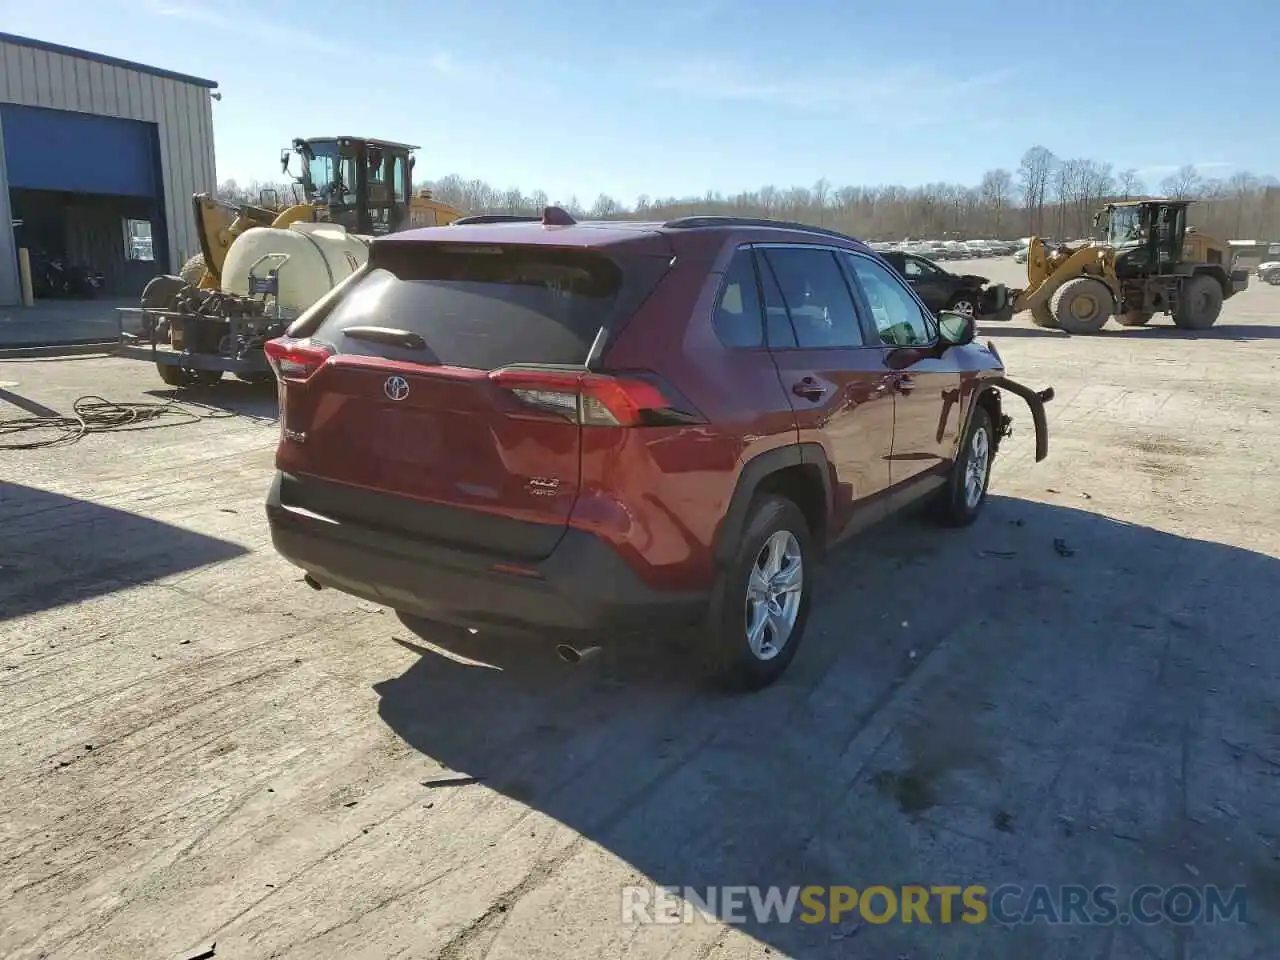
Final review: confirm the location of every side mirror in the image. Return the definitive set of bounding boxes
[280,149,292,175]
[937,310,976,347]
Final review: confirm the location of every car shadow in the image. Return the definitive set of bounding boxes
[145,380,279,422]
[979,325,1069,338]
[373,495,1280,958]
[0,481,248,621]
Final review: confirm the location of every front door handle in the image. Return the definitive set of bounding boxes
[791,378,828,402]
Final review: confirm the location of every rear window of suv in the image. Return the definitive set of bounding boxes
[314,241,670,370]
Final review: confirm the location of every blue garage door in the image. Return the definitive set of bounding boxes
[1,104,159,196]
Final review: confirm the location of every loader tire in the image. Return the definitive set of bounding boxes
[1115,310,1154,327]
[1029,302,1058,329]
[180,253,208,286]
[1172,274,1224,330]
[1050,277,1113,334]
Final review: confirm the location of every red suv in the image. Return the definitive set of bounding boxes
[264,210,1052,689]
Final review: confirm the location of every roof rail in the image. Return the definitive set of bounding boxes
[451,214,541,225]
[661,215,861,243]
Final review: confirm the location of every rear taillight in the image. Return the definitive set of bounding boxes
[488,368,703,427]
[264,337,334,382]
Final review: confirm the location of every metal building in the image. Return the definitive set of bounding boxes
[0,32,217,305]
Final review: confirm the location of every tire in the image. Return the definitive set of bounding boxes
[932,406,994,528]
[140,274,186,309]
[1115,309,1154,327]
[180,253,208,286]
[156,363,193,386]
[700,495,813,691]
[156,364,221,387]
[1172,274,1224,330]
[946,292,978,317]
[1029,302,1058,329]
[1050,277,1114,334]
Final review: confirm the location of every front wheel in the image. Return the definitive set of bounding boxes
[700,496,813,691]
[1029,302,1058,329]
[946,293,978,317]
[932,405,994,528]
[1050,277,1114,334]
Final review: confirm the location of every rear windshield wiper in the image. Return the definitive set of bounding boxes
[342,326,427,350]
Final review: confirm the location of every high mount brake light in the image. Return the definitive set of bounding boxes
[264,337,334,381]
[487,368,701,427]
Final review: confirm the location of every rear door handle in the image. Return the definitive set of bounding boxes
[791,378,828,402]
[896,374,916,394]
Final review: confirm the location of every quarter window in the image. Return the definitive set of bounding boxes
[712,249,765,348]
[844,254,935,347]
[759,247,863,349]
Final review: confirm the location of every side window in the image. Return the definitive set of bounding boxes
[913,257,941,278]
[760,248,863,349]
[712,249,765,348]
[844,254,935,347]
[902,259,923,279]
[757,256,798,348]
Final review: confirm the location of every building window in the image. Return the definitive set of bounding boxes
[124,218,154,262]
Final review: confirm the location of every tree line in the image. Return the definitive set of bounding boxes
[218,145,1280,242]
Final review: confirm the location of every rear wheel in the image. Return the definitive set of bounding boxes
[1115,309,1154,327]
[155,364,222,387]
[1172,274,1224,330]
[156,363,192,387]
[1029,302,1058,329]
[700,496,813,691]
[1050,277,1113,334]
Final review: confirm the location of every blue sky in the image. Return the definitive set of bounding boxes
[4,0,1274,204]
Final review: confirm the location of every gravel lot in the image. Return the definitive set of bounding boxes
[2,259,1278,960]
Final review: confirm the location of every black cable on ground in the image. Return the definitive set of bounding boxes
[0,395,238,450]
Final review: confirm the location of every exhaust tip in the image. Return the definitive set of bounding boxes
[556,643,600,665]
[303,574,322,591]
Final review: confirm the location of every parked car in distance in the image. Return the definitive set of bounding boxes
[879,250,994,318]
[264,211,1052,690]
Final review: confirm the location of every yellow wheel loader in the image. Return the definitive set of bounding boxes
[120,136,464,386]
[1010,200,1249,335]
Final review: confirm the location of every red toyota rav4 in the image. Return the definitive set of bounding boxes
[264,210,1052,689]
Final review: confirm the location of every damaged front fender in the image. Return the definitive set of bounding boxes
[988,376,1055,462]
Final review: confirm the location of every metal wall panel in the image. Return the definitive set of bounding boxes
[0,36,217,280]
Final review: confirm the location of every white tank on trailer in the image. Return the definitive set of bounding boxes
[219,221,371,317]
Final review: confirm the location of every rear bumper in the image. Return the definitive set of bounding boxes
[265,473,705,636]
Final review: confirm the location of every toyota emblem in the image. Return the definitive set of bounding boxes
[384,375,410,401]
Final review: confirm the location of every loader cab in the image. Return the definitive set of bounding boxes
[286,136,418,236]
[1101,200,1190,276]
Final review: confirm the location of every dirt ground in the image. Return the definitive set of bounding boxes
[2,260,1278,960]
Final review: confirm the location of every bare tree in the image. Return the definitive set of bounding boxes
[1017,146,1057,235]
[1117,168,1144,199]
[1160,164,1203,200]
[590,194,621,219]
[980,169,1014,235]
